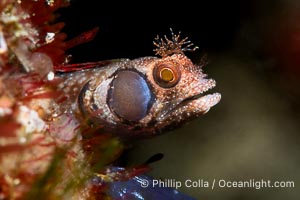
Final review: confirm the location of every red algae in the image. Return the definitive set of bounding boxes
[0,1,120,199]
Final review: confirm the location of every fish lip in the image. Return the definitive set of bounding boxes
[178,91,221,109]
[181,92,204,103]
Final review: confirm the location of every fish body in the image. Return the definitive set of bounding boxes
[57,53,221,137]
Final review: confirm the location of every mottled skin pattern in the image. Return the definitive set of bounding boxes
[57,53,221,137]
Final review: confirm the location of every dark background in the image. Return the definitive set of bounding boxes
[59,0,254,60]
[59,1,300,199]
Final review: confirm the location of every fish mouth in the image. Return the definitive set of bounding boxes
[157,79,221,121]
[177,78,221,111]
[180,92,221,113]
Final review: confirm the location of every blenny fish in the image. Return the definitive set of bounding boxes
[56,30,221,138]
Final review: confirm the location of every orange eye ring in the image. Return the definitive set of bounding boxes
[153,63,181,88]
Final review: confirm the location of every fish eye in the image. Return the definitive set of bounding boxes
[160,68,174,82]
[153,63,181,88]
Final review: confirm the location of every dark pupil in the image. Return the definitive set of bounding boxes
[108,70,153,122]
